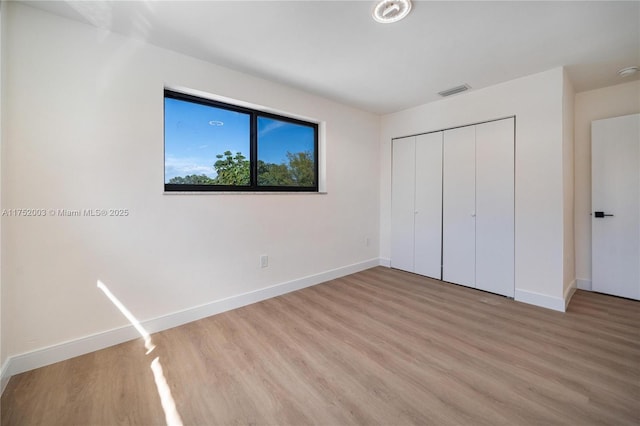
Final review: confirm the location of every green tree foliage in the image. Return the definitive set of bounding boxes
[286,151,315,186]
[258,161,293,186]
[169,150,315,187]
[212,151,250,185]
[258,151,315,187]
[168,174,216,185]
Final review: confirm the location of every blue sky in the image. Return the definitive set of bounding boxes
[165,97,315,182]
[165,98,250,181]
[257,116,315,165]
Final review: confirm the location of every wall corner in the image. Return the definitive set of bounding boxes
[562,67,576,305]
[0,0,6,373]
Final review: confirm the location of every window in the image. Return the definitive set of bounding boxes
[164,90,318,192]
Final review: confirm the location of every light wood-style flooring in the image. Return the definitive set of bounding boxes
[2,267,639,425]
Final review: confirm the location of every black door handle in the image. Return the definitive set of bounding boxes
[594,211,614,218]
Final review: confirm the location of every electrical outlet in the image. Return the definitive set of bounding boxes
[260,255,268,268]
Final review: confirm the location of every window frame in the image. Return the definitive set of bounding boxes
[164,89,319,193]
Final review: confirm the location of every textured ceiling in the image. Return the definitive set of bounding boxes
[21,0,640,114]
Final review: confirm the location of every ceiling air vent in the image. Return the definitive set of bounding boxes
[438,84,471,97]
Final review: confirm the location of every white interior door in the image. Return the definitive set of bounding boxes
[475,118,515,297]
[443,126,476,287]
[391,136,416,272]
[592,114,640,300]
[415,132,443,279]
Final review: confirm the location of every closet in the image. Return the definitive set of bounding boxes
[391,132,442,279]
[391,117,514,298]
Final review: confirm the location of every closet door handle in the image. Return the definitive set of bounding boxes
[471,212,476,217]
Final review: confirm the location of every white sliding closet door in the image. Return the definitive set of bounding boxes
[391,136,416,272]
[415,132,443,279]
[443,126,476,287]
[393,118,514,297]
[475,118,515,297]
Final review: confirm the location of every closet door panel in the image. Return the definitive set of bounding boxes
[475,118,515,297]
[443,126,476,287]
[391,136,416,272]
[414,132,443,279]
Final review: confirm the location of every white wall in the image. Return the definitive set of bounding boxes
[0,0,5,385]
[562,69,576,303]
[380,68,569,310]
[1,4,380,365]
[574,80,640,289]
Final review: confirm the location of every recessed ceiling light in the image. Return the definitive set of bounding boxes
[372,0,412,24]
[618,66,639,77]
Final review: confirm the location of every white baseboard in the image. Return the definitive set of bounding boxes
[1,258,382,392]
[515,288,566,312]
[577,279,592,291]
[379,257,391,267]
[564,280,577,310]
[1,360,9,395]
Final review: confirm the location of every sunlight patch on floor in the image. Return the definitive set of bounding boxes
[97,280,184,426]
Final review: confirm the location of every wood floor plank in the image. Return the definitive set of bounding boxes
[300,281,603,424]
[2,267,639,425]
